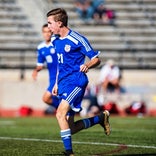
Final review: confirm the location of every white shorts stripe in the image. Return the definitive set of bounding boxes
[66,87,81,103]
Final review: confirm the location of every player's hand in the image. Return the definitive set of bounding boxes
[52,83,58,96]
[32,70,37,80]
[80,64,89,73]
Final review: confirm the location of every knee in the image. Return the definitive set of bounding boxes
[56,111,61,120]
[42,97,48,104]
[42,96,51,105]
[56,110,65,121]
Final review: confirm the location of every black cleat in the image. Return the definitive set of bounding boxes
[63,150,74,156]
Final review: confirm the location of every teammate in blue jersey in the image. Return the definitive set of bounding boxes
[32,24,59,109]
[47,8,111,156]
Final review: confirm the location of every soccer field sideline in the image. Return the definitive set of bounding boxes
[0,136,156,150]
[1,69,156,117]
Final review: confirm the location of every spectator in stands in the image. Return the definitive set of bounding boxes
[92,2,115,25]
[32,24,59,113]
[92,0,105,8]
[82,84,101,117]
[99,59,121,93]
[125,101,147,117]
[74,0,94,22]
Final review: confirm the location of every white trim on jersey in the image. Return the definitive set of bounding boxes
[37,63,44,66]
[70,31,91,52]
[37,41,51,49]
[91,51,101,59]
[66,35,78,45]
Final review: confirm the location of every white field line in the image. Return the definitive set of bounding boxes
[0,136,156,149]
[0,121,15,125]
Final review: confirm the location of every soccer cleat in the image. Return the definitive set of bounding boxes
[99,110,111,136]
[63,151,74,156]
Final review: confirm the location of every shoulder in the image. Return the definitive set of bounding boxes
[68,30,92,51]
[68,30,88,44]
[37,41,46,50]
[69,30,84,38]
[51,34,60,45]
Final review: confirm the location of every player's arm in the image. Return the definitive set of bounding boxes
[32,65,43,80]
[52,67,59,96]
[80,56,101,73]
[52,83,58,96]
[32,47,45,80]
[79,35,101,73]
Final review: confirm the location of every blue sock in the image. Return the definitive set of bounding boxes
[83,116,100,129]
[61,129,72,152]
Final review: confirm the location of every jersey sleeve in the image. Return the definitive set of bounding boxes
[78,35,100,59]
[36,48,45,66]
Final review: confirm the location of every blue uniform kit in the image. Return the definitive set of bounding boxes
[37,41,59,108]
[46,8,111,155]
[51,30,100,113]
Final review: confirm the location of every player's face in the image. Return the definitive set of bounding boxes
[47,16,61,34]
[42,27,52,42]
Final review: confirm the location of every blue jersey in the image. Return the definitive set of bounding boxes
[52,30,100,90]
[37,41,58,85]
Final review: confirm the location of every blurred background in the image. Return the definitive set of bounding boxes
[0,0,156,117]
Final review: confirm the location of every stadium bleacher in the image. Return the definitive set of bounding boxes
[0,0,156,116]
[0,0,156,69]
[0,0,41,68]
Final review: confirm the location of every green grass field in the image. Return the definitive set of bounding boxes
[0,116,156,156]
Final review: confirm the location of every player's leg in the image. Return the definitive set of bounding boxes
[42,91,52,105]
[43,82,54,105]
[67,113,85,134]
[68,110,99,134]
[56,99,74,155]
[43,83,59,108]
[68,110,111,136]
[66,86,111,136]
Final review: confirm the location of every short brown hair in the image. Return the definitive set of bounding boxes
[42,23,48,28]
[47,8,68,27]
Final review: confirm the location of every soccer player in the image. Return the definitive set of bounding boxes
[47,8,111,156]
[32,24,59,110]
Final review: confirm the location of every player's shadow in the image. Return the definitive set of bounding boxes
[45,154,64,156]
[112,154,156,156]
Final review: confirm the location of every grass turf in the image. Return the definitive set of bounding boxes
[0,116,156,156]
